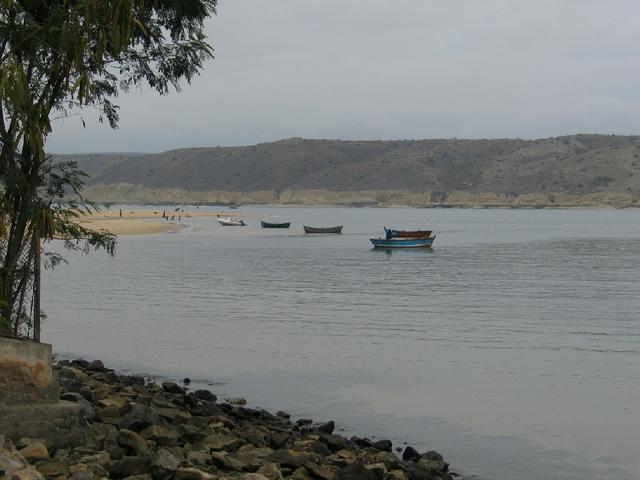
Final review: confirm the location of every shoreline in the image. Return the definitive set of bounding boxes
[1,358,461,479]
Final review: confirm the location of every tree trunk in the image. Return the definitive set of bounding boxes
[32,229,41,342]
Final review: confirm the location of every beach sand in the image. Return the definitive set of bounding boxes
[79,208,241,235]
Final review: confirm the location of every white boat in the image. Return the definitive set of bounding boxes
[217,217,247,226]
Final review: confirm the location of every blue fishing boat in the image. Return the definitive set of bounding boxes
[370,235,435,249]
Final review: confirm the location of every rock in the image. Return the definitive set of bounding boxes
[183,378,192,385]
[421,450,443,462]
[150,448,180,476]
[19,442,49,462]
[226,397,247,406]
[305,462,337,480]
[193,390,216,402]
[120,404,161,432]
[117,429,150,456]
[185,449,210,466]
[256,462,283,480]
[72,359,91,370]
[202,432,242,451]
[161,382,186,395]
[107,456,151,478]
[140,425,178,447]
[243,474,270,480]
[60,392,84,402]
[316,421,335,435]
[174,467,218,480]
[308,441,330,457]
[373,439,392,452]
[295,419,313,427]
[402,446,421,462]
[335,462,379,480]
[210,451,245,471]
[0,436,45,480]
[321,435,347,452]
[266,449,319,469]
[11,469,46,480]
[326,449,357,467]
[122,475,152,480]
[268,432,290,449]
[350,436,372,448]
[68,463,99,479]
[288,467,313,480]
[275,411,290,420]
[86,360,106,372]
[35,458,70,477]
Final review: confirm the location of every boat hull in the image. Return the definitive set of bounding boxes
[303,225,343,234]
[218,217,246,226]
[370,236,435,248]
[261,221,291,229]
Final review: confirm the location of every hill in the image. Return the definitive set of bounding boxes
[58,134,640,207]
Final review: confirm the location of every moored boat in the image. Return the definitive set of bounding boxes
[370,235,436,249]
[303,225,343,234]
[261,220,291,229]
[218,217,247,226]
[384,228,432,239]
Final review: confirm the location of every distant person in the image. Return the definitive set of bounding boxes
[119,209,122,217]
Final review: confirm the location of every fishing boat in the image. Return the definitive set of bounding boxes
[370,235,436,249]
[303,225,343,234]
[384,228,432,239]
[217,217,247,226]
[261,220,291,229]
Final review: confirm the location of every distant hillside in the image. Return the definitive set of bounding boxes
[58,134,640,207]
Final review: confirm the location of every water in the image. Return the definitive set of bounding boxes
[42,206,640,480]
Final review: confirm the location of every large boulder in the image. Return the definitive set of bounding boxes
[120,404,161,432]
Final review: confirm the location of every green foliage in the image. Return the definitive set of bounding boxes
[0,0,216,338]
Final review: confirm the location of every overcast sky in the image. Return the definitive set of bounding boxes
[47,0,640,153]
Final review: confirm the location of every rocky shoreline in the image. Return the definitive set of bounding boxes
[0,359,460,480]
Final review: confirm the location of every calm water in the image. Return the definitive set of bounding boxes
[43,207,640,480]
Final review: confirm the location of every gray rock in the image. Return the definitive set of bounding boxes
[151,448,180,475]
[120,404,161,432]
[86,360,105,372]
[193,390,216,402]
[117,429,150,456]
[161,382,186,395]
[107,455,151,478]
[316,421,335,435]
[402,446,421,462]
[373,439,392,452]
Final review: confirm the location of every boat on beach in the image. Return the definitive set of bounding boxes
[261,220,291,229]
[303,225,343,234]
[217,217,247,226]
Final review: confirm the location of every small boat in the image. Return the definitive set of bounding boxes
[303,225,343,234]
[218,217,247,226]
[370,235,436,249]
[261,220,291,229]
[384,228,432,239]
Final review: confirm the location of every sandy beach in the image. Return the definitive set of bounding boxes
[79,208,243,235]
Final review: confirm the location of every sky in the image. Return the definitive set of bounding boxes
[47,0,640,153]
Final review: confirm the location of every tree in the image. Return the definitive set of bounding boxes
[0,0,216,339]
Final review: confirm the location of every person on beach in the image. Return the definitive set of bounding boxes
[119,209,122,218]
